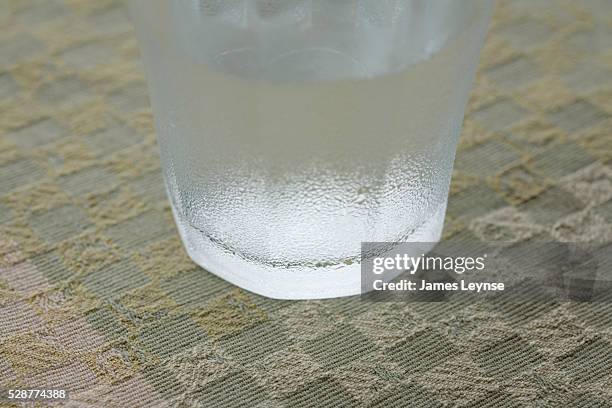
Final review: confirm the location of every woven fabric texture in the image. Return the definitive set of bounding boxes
[0,0,611,407]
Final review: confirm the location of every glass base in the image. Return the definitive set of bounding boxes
[171,205,446,300]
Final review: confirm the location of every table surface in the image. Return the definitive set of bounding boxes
[0,0,611,407]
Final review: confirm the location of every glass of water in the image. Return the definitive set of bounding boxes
[129,0,493,299]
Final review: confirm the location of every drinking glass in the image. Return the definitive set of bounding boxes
[129,0,493,299]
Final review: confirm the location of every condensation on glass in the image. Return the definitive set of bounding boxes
[129,0,493,299]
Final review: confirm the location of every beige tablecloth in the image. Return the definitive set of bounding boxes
[0,0,611,406]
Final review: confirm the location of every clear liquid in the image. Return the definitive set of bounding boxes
[130,0,491,298]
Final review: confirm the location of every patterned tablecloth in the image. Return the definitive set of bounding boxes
[0,0,611,407]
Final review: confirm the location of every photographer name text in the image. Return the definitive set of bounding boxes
[373,279,504,292]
